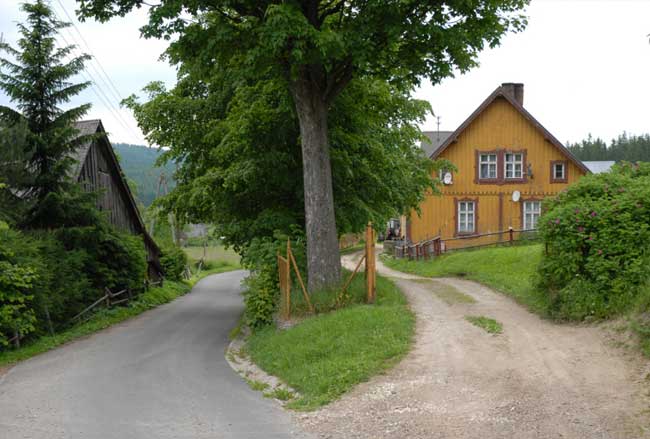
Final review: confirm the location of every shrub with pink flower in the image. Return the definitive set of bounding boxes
[538,162,650,320]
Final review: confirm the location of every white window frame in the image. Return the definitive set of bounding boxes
[504,152,523,179]
[479,154,497,179]
[523,200,541,230]
[457,201,476,234]
[554,162,565,180]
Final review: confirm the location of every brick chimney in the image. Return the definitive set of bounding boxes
[501,83,524,106]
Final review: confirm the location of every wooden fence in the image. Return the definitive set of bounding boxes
[5,278,164,349]
[278,222,377,321]
[392,227,539,260]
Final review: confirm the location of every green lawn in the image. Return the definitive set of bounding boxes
[246,274,414,410]
[382,244,549,315]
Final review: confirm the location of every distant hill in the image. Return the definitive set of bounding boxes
[113,143,175,206]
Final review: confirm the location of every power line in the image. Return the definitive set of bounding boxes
[49,6,145,143]
[53,0,127,106]
[54,28,141,142]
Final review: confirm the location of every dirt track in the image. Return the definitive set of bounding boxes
[297,254,650,439]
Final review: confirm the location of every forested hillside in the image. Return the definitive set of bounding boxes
[113,143,175,206]
[567,133,650,162]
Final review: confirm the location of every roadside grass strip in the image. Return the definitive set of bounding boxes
[246,274,414,411]
[0,263,240,368]
[465,315,503,334]
[382,244,549,315]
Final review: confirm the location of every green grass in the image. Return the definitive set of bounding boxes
[184,244,241,266]
[382,244,549,315]
[264,387,295,401]
[246,378,270,392]
[0,263,240,368]
[465,315,503,334]
[246,274,414,411]
[413,279,476,305]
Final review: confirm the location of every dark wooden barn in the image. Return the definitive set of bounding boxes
[72,120,163,280]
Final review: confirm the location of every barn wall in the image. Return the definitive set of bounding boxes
[409,97,587,244]
[79,142,137,234]
[78,140,162,278]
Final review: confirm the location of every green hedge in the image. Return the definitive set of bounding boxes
[538,162,650,320]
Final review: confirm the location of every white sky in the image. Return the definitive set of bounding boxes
[0,0,649,146]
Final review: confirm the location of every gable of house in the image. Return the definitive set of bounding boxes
[408,84,589,246]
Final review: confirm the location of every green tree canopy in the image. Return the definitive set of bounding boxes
[79,0,529,290]
[124,70,440,258]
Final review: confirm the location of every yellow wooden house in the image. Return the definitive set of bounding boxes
[407,83,590,249]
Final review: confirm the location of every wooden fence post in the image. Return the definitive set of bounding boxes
[365,222,376,303]
[288,240,314,313]
[509,226,514,244]
[44,304,55,336]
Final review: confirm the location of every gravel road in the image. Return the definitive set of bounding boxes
[298,254,650,439]
[0,270,312,439]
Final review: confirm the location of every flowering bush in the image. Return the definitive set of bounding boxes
[538,162,650,320]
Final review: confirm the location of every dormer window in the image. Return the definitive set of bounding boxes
[504,153,523,179]
[550,160,568,183]
[479,153,497,179]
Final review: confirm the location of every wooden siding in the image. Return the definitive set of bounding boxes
[409,97,586,243]
[77,136,162,278]
[78,141,138,234]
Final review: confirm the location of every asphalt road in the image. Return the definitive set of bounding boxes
[0,271,311,439]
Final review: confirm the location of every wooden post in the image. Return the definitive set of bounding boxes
[105,287,112,308]
[288,241,313,313]
[365,222,376,304]
[509,226,514,244]
[44,304,55,336]
[13,330,20,349]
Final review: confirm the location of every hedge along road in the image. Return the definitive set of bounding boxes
[0,271,313,439]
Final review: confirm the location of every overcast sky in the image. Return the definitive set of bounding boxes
[1,0,649,146]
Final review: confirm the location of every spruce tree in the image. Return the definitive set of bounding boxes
[0,0,92,227]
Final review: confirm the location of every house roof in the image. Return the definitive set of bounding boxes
[582,161,616,174]
[420,131,454,157]
[430,85,591,175]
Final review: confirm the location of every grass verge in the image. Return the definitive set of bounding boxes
[0,263,240,368]
[381,244,549,315]
[246,274,414,411]
[465,315,503,334]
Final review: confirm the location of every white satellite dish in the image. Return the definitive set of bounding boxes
[443,172,453,185]
[512,190,521,202]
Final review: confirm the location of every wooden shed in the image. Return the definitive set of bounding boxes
[72,120,163,279]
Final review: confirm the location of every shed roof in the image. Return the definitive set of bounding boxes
[420,131,454,157]
[70,119,102,178]
[582,161,616,174]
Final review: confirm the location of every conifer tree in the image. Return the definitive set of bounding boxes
[0,0,92,227]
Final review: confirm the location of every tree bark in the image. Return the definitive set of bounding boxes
[290,71,342,292]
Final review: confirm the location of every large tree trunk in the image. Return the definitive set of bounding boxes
[291,73,342,292]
